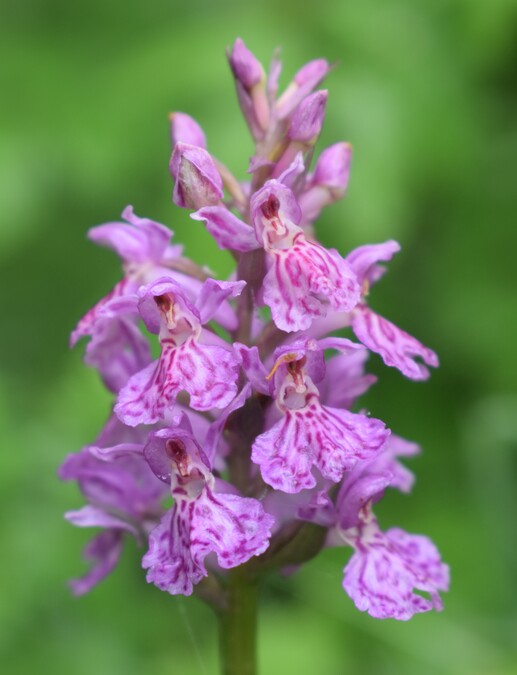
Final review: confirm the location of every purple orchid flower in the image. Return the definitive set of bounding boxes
[194,179,361,332]
[115,277,245,425]
[240,338,389,493]
[142,418,274,595]
[58,415,165,594]
[328,438,449,620]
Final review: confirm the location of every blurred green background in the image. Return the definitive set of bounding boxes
[1,0,516,673]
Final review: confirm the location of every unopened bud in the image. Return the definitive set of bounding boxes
[276,59,330,119]
[288,90,328,145]
[169,112,207,149]
[170,143,223,210]
[227,38,269,139]
[228,38,263,89]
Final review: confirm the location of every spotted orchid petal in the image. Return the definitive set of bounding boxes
[115,340,240,425]
[70,207,185,347]
[252,391,389,493]
[352,306,439,381]
[343,523,450,620]
[143,490,274,596]
[142,425,274,596]
[115,279,240,424]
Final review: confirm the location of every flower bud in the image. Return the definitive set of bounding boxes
[288,90,328,145]
[276,58,330,119]
[228,38,263,89]
[227,38,269,140]
[169,112,207,149]
[299,143,352,223]
[170,142,223,210]
[270,92,327,180]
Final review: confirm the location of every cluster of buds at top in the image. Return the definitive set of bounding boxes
[61,39,448,620]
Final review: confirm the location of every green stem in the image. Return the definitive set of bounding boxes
[214,521,326,674]
[217,570,259,675]
[247,521,327,575]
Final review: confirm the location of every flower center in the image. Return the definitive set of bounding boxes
[155,293,196,345]
[260,194,297,249]
[165,439,189,477]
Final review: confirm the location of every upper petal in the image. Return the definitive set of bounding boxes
[65,505,137,536]
[204,384,252,463]
[137,277,200,335]
[317,348,377,409]
[346,240,401,287]
[250,180,302,241]
[336,473,392,531]
[191,206,259,252]
[196,278,246,325]
[233,344,271,395]
[89,206,173,264]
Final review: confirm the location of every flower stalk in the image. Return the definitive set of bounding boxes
[218,569,259,675]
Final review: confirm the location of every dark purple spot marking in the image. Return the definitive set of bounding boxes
[261,194,280,220]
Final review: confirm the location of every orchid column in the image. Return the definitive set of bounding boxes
[62,39,449,675]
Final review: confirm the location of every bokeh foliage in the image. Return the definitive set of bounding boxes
[1,1,516,673]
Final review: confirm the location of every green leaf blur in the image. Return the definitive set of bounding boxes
[1,1,516,673]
